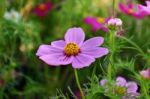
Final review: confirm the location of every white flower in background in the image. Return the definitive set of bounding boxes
[108,18,122,27]
[4,9,21,22]
[107,18,123,31]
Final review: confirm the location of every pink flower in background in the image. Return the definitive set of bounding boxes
[140,68,150,80]
[84,16,110,32]
[137,1,150,15]
[0,79,5,87]
[36,27,108,69]
[75,90,81,99]
[119,2,148,19]
[33,2,53,17]
[100,77,139,99]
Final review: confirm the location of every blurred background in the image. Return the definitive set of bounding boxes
[0,0,150,98]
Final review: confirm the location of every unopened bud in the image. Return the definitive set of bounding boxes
[108,18,122,26]
[107,18,122,30]
[140,68,150,80]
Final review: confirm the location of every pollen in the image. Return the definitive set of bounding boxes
[64,43,80,56]
[38,4,46,11]
[115,86,127,94]
[97,17,105,23]
[128,9,134,14]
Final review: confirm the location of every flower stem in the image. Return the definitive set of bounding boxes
[107,31,115,80]
[74,69,85,99]
[112,0,115,17]
[141,80,149,99]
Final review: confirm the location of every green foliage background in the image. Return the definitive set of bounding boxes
[0,0,150,99]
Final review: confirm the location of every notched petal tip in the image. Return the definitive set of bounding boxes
[65,27,85,45]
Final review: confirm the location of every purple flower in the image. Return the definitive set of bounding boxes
[33,2,53,17]
[100,77,139,99]
[119,2,148,19]
[140,68,150,80]
[100,79,107,86]
[84,16,110,32]
[36,27,109,69]
[137,1,150,15]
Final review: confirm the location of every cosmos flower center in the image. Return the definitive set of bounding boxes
[64,43,80,56]
[38,4,46,11]
[115,86,127,94]
[128,9,134,14]
[97,17,105,23]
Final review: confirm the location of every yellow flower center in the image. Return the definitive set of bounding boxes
[115,86,127,94]
[64,43,80,56]
[97,17,105,23]
[128,9,134,14]
[38,4,46,11]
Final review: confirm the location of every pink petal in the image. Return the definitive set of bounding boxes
[100,79,107,86]
[65,28,85,46]
[146,1,150,7]
[140,70,149,78]
[127,3,133,9]
[84,17,101,31]
[51,40,66,49]
[36,45,63,56]
[101,26,108,32]
[119,3,129,14]
[39,53,74,66]
[126,82,138,93]
[81,37,104,49]
[116,76,127,87]
[81,47,109,58]
[72,54,95,69]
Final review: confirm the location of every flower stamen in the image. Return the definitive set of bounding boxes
[97,17,105,23]
[128,9,134,14]
[38,4,46,11]
[64,43,80,56]
[115,86,127,94]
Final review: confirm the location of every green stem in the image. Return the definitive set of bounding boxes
[74,69,85,99]
[112,0,115,17]
[107,31,115,80]
[141,80,149,99]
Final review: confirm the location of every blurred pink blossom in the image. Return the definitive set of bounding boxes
[140,68,150,80]
[84,16,110,32]
[33,2,53,17]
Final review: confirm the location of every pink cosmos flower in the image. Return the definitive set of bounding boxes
[137,1,150,15]
[140,68,150,80]
[84,16,110,32]
[119,2,148,19]
[36,27,109,69]
[100,77,139,99]
[33,2,53,17]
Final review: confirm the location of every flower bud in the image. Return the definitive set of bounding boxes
[107,18,122,30]
[140,68,150,80]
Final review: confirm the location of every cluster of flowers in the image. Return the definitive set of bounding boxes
[100,77,140,99]
[3,1,53,22]
[84,1,150,32]
[100,69,150,99]
[119,1,150,19]
[36,17,150,98]
[35,0,150,98]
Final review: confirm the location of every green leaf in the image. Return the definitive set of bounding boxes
[0,0,7,20]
